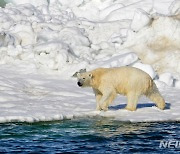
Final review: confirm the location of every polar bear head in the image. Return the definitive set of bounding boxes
[77,72,93,87]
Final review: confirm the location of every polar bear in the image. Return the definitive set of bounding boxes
[77,66,165,111]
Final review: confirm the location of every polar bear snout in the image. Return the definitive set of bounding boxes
[77,81,83,87]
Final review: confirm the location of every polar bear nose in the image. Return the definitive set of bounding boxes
[77,81,83,87]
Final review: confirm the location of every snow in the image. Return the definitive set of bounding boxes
[169,0,180,15]
[159,73,175,87]
[132,62,156,79]
[0,64,179,123]
[0,0,179,123]
[130,9,151,32]
[104,0,153,21]
[4,0,48,7]
[153,0,175,15]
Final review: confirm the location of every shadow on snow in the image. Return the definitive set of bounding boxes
[109,102,171,110]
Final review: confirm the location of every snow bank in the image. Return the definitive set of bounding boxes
[105,0,153,21]
[159,73,175,87]
[89,52,139,69]
[122,15,180,78]
[0,0,179,80]
[153,0,175,15]
[131,9,151,32]
[169,0,180,15]
[132,62,156,79]
[5,0,48,7]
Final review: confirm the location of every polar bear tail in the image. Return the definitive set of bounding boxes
[146,82,166,110]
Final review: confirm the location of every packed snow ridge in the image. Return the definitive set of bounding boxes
[0,0,179,123]
[0,0,180,85]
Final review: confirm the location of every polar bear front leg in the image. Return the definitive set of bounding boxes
[95,94,102,110]
[93,89,102,111]
[98,89,113,111]
[100,91,117,111]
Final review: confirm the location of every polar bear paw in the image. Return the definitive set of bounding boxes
[125,106,136,111]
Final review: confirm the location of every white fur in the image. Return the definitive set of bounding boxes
[77,67,166,111]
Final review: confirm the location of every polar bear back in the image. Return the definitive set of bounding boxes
[91,66,153,96]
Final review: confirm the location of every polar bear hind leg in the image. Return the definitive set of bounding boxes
[146,82,166,110]
[147,91,165,110]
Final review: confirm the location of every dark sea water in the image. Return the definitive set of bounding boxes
[0,118,179,154]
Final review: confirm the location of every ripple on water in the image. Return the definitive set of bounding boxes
[0,118,179,153]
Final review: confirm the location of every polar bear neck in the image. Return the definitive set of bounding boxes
[89,69,106,89]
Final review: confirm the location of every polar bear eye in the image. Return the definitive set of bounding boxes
[83,78,85,80]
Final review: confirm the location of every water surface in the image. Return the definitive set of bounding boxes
[0,118,179,153]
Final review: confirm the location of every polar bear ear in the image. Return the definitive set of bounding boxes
[77,73,81,78]
[89,73,93,78]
